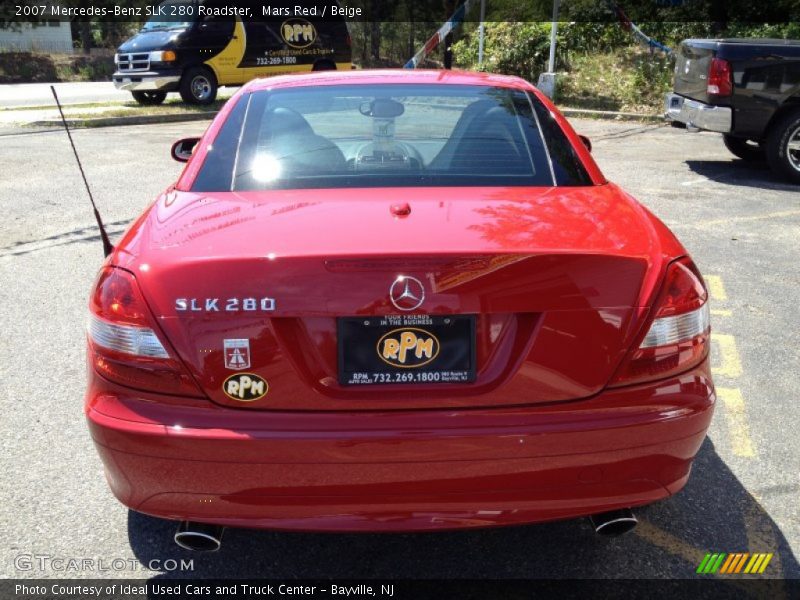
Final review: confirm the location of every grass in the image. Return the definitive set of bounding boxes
[557,48,674,114]
[63,98,224,119]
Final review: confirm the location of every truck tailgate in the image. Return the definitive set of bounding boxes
[674,41,715,103]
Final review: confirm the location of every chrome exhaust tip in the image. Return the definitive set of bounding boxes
[174,521,224,552]
[590,509,637,537]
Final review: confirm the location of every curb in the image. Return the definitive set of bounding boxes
[27,111,217,128]
[560,107,664,123]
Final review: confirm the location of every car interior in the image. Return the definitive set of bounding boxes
[248,97,536,181]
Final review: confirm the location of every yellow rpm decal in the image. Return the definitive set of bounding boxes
[281,18,317,48]
[377,328,440,369]
[223,373,268,401]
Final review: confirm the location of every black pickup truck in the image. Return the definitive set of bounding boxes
[665,38,800,183]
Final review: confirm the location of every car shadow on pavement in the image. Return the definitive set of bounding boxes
[685,159,797,191]
[128,437,799,581]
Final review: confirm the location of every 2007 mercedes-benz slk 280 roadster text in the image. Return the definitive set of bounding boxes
[85,69,714,550]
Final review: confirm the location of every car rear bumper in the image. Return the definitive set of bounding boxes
[665,92,732,133]
[113,71,181,92]
[86,361,715,532]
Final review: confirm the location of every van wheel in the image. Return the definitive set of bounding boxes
[312,60,336,71]
[723,135,764,162]
[765,110,800,184]
[180,67,217,105]
[131,91,167,105]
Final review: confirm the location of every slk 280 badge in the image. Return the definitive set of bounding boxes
[175,297,276,312]
[223,373,269,401]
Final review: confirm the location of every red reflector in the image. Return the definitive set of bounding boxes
[708,58,733,97]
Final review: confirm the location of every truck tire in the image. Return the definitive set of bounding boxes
[179,67,217,105]
[131,91,167,105]
[723,135,764,162]
[765,109,800,184]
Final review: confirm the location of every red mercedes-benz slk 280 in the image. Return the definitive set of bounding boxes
[85,70,714,550]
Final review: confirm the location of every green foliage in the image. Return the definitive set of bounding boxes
[453,22,564,79]
[631,51,675,105]
[453,18,799,113]
[722,22,800,40]
[556,48,675,113]
[0,52,113,83]
[0,52,57,83]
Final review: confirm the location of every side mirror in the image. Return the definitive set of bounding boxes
[578,134,592,153]
[171,137,200,162]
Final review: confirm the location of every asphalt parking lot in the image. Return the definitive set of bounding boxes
[0,116,798,582]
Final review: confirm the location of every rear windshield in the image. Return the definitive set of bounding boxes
[192,84,592,191]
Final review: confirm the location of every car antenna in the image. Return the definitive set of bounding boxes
[50,85,113,257]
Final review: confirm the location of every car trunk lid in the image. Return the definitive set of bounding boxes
[121,184,666,411]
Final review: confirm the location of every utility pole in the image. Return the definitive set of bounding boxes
[548,0,559,73]
[537,0,560,99]
[477,0,486,67]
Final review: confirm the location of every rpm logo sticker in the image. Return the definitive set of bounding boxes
[223,373,268,401]
[377,328,440,368]
[281,18,317,48]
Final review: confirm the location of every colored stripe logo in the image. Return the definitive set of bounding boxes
[697,553,773,574]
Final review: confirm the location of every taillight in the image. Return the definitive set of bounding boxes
[87,267,203,397]
[707,58,732,97]
[610,258,710,387]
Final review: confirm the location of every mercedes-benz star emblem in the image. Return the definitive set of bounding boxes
[389,276,425,311]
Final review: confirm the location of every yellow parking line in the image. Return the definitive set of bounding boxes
[712,334,742,378]
[717,387,756,457]
[706,275,728,302]
[711,309,732,317]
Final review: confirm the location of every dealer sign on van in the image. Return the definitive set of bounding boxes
[282,19,317,48]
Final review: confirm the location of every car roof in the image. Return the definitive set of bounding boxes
[241,69,535,93]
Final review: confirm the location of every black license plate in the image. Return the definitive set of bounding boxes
[338,315,476,385]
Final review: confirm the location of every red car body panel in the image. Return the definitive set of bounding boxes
[112,183,680,412]
[87,360,713,531]
[86,69,714,532]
